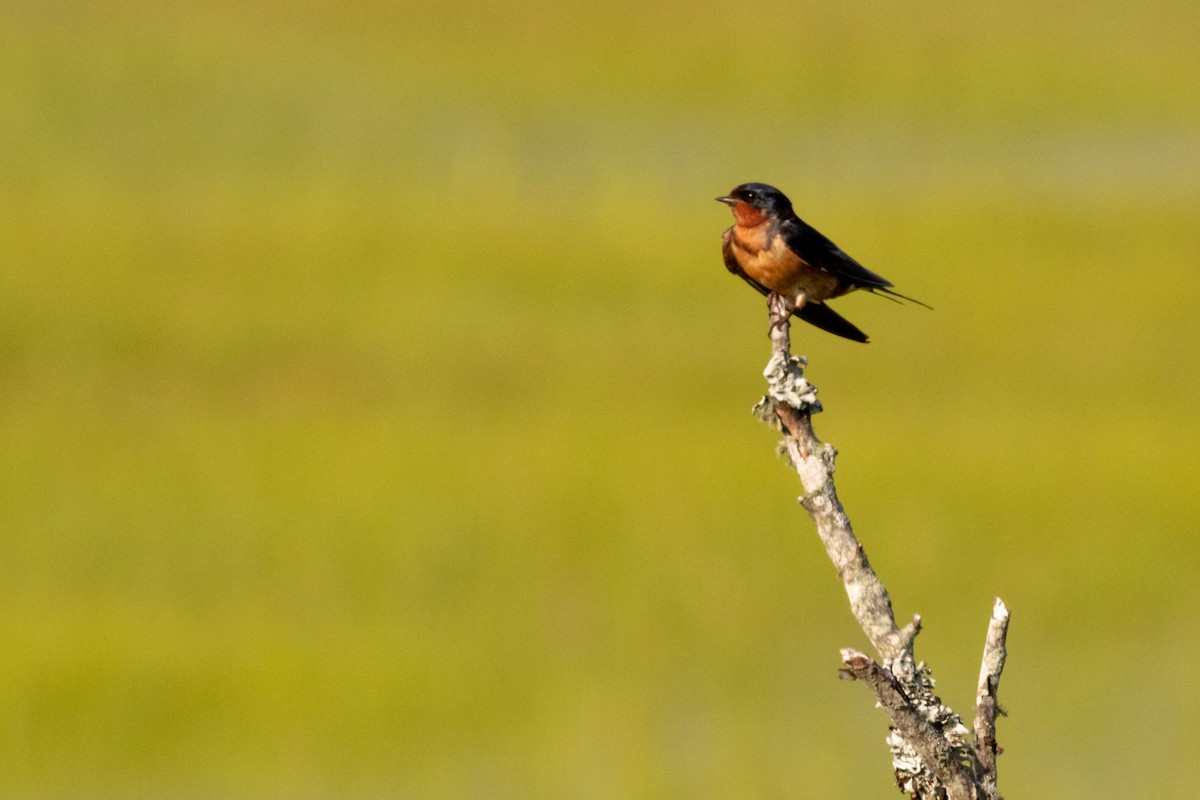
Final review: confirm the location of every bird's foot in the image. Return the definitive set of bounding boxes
[767,292,793,332]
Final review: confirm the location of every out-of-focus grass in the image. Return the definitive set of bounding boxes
[1,1,1198,797]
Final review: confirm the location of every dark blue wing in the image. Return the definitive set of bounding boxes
[778,217,893,289]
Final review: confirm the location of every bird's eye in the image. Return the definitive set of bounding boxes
[744,191,757,201]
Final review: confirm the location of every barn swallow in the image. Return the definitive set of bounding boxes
[717,182,927,342]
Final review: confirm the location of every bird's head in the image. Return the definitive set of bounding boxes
[716,182,793,226]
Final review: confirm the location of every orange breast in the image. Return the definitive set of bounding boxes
[730,225,842,301]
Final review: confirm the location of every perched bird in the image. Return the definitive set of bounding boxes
[717,182,927,342]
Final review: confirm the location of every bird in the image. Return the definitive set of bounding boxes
[717,182,927,342]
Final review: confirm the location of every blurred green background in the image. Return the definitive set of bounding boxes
[2,1,1198,797]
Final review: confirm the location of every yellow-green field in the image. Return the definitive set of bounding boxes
[3,1,1198,797]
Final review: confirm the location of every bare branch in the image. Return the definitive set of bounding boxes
[754,294,911,671]
[973,598,1011,799]
[753,296,1010,799]
[840,649,976,800]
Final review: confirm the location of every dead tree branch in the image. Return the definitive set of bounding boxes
[973,598,1011,800]
[751,293,1011,799]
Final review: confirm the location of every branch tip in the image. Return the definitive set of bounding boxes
[900,614,923,650]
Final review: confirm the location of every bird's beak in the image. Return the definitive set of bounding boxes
[715,196,735,206]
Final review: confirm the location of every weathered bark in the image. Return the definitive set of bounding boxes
[752,293,1010,799]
